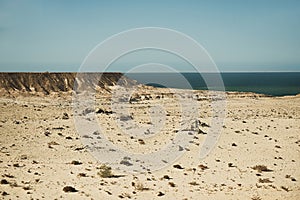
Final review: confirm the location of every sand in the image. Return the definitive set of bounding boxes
[0,88,299,199]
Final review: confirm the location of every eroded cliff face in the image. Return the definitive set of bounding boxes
[0,72,137,95]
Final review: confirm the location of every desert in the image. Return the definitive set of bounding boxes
[0,73,299,200]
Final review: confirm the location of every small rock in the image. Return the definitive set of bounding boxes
[138,139,145,145]
[120,115,133,121]
[120,160,133,166]
[198,164,208,170]
[178,146,184,151]
[173,164,184,169]
[13,163,20,167]
[157,191,165,196]
[228,163,234,167]
[162,175,171,180]
[106,190,112,195]
[0,179,9,184]
[63,186,78,193]
[71,160,82,165]
[62,113,69,120]
[2,191,8,196]
[169,182,176,187]
[44,131,51,136]
[3,174,14,178]
[23,186,31,190]
[82,108,94,115]
[77,173,87,177]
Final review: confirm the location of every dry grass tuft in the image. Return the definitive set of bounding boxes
[189,181,199,186]
[251,195,262,200]
[258,178,272,183]
[134,182,150,191]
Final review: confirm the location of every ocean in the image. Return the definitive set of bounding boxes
[126,72,300,96]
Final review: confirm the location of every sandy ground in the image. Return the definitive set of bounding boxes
[0,88,299,200]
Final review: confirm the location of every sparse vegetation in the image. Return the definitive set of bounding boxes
[189,181,199,186]
[258,178,272,183]
[134,182,150,191]
[98,164,114,178]
[251,195,262,200]
[252,165,272,173]
[77,173,87,177]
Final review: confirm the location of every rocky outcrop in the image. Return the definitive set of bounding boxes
[0,72,137,95]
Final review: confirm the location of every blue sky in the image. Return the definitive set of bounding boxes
[0,0,299,72]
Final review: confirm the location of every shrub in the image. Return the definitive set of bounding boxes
[98,164,114,178]
[252,165,272,173]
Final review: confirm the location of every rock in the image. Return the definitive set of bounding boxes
[63,186,78,193]
[198,164,209,170]
[169,182,176,187]
[198,129,207,134]
[228,163,234,167]
[44,131,51,136]
[138,139,145,145]
[2,191,8,196]
[157,191,165,196]
[77,173,87,177]
[96,108,114,115]
[120,115,133,121]
[178,145,184,151]
[71,160,82,165]
[62,113,69,119]
[120,160,133,166]
[13,163,20,167]
[173,164,184,169]
[162,175,171,180]
[0,179,9,184]
[82,108,94,115]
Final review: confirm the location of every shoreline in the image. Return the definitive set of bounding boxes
[0,72,299,97]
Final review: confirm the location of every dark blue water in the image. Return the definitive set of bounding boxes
[126,72,300,96]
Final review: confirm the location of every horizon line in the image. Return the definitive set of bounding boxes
[1,71,300,73]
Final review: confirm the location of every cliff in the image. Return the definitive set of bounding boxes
[0,72,137,95]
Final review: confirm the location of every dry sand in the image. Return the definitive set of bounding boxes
[0,87,299,199]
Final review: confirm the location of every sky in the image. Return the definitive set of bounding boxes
[0,0,299,72]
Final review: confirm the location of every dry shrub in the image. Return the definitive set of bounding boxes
[98,164,114,178]
[252,165,272,173]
